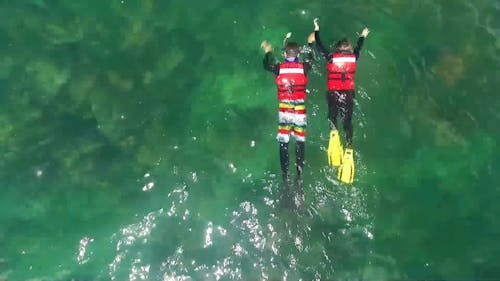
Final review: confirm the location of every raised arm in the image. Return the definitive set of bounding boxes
[261,41,279,75]
[354,27,369,60]
[302,32,317,75]
[313,18,329,60]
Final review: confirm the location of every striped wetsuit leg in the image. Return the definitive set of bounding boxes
[292,99,306,142]
[277,100,296,143]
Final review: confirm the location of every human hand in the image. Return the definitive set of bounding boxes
[282,32,292,47]
[307,32,315,43]
[361,27,369,37]
[314,18,320,31]
[261,41,273,53]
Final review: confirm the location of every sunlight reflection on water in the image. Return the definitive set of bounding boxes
[102,168,373,280]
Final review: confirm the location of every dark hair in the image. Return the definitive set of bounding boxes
[334,38,353,54]
[284,42,300,57]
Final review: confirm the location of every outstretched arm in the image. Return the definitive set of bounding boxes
[261,41,279,75]
[303,32,316,75]
[313,18,329,60]
[354,27,369,60]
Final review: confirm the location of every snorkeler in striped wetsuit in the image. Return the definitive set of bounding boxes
[261,32,314,206]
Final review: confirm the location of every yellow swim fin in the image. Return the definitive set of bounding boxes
[337,148,355,184]
[327,130,343,166]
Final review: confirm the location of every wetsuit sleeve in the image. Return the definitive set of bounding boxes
[353,36,365,60]
[303,43,314,76]
[263,52,280,75]
[315,30,330,60]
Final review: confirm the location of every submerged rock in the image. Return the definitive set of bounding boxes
[106,71,134,92]
[431,53,465,87]
[44,21,84,45]
[122,19,153,49]
[0,56,14,79]
[25,59,70,98]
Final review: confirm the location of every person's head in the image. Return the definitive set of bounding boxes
[334,38,353,54]
[283,42,300,58]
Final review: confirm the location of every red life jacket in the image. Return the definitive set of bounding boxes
[327,53,357,90]
[275,62,308,101]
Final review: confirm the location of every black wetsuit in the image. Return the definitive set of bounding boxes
[315,30,365,146]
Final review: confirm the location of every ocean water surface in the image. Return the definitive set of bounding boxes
[0,0,498,280]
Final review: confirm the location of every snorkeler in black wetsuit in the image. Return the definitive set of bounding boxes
[312,18,370,184]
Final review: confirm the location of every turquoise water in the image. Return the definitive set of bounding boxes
[0,0,498,280]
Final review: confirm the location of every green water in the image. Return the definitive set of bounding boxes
[0,0,498,280]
